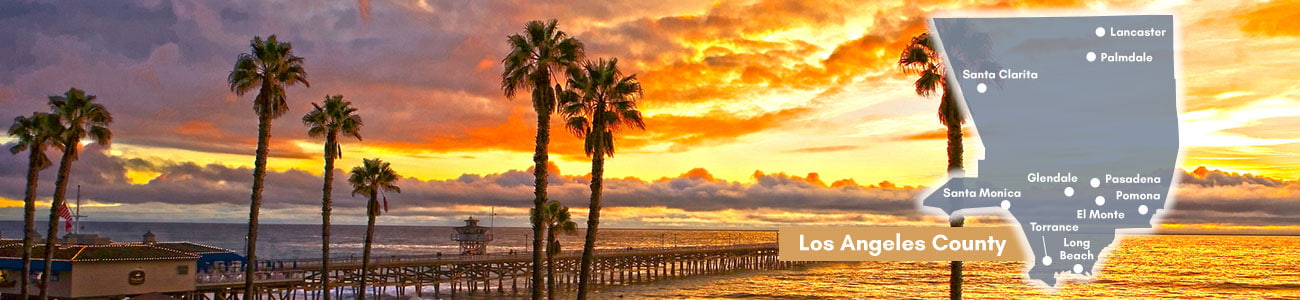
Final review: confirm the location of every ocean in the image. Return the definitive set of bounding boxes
[592,235,1300,299]
[0,221,775,259]
[1,221,1296,298]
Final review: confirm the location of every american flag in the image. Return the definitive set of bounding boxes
[58,201,73,233]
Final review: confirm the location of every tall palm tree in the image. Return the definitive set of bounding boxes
[41,88,112,300]
[501,19,584,300]
[347,158,401,300]
[561,58,645,299]
[302,95,362,299]
[7,112,63,299]
[532,201,576,300]
[898,32,965,299]
[227,34,309,298]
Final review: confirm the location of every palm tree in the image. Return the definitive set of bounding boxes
[501,19,584,300]
[7,112,63,299]
[347,158,401,300]
[227,34,309,298]
[898,32,965,299]
[41,88,112,300]
[302,95,362,299]
[561,58,645,299]
[532,201,577,300]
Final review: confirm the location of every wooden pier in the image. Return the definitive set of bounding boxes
[173,243,793,299]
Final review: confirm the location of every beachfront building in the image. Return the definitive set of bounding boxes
[0,232,241,299]
[451,217,493,255]
[0,243,197,298]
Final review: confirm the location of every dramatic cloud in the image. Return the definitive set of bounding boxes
[0,144,920,225]
[1163,167,1300,227]
[2,144,1295,230]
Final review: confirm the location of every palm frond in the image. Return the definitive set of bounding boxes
[898,32,946,99]
[231,35,309,120]
[47,88,113,155]
[501,19,585,114]
[915,69,943,97]
[8,115,34,155]
[559,58,646,158]
[88,126,111,146]
[349,158,401,210]
[8,112,66,168]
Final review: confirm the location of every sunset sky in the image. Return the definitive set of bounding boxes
[0,0,1297,233]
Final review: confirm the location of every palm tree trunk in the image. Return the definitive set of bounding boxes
[244,111,273,300]
[950,214,965,299]
[530,108,551,300]
[546,228,557,300]
[359,190,378,300]
[946,118,963,172]
[945,95,965,300]
[575,147,605,299]
[320,131,337,300]
[41,138,78,300]
[21,148,41,299]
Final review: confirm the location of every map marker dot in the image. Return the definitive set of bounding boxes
[1001,200,1011,210]
[1139,205,1150,215]
[1073,264,1084,274]
[1095,196,1105,206]
[1042,256,1053,266]
[977,83,988,93]
[1064,186,1075,197]
[1096,27,1106,37]
[1090,177,1100,188]
[1087,52,1097,62]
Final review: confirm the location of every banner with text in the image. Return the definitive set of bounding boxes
[779,226,1029,261]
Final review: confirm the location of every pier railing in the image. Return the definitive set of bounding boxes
[180,242,795,299]
[196,243,777,285]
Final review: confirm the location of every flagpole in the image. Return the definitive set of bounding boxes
[75,185,81,235]
[72,185,88,235]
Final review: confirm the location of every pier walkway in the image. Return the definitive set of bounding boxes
[176,243,792,299]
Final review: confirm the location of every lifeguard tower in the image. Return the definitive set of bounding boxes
[451,217,492,255]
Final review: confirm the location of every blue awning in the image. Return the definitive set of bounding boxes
[0,259,73,272]
[196,252,245,272]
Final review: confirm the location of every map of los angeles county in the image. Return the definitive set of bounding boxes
[920,15,1179,287]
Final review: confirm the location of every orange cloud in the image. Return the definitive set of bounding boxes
[751,170,826,187]
[632,23,923,106]
[1234,0,1300,37]
[677,168,717,181]
[475,58,495,72]
[164,120,312,159]
[642,107,810,151]
[367,104,812,157]
[357,0,371,23]
[173,121,225,139]
[369,108,544,154]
